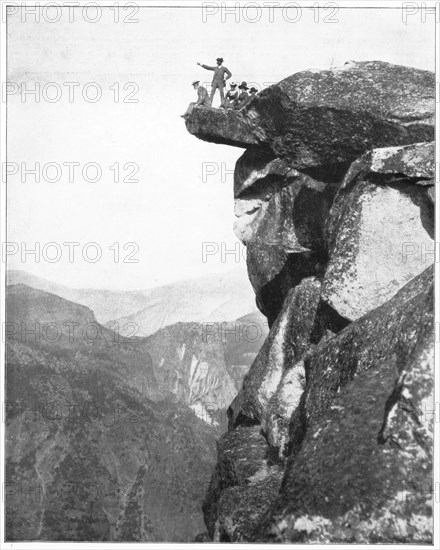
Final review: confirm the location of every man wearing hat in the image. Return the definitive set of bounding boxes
[196,57,232,107]
[182,80,209,117]
[192,80,209,107]
[234,81,249,109]
[224,82,238,109]
[238,86,258,109]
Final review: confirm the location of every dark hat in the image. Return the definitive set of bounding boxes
[191,80,200,86]
[216,57,224,63]
[238,81,248,90]
[249,87,258,93]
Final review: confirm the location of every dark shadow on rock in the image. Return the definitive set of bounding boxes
[310,300,351,344]
[257,253,321,327]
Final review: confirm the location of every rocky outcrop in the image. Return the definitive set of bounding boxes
[234,150,336,324]
[185,61,434,168]
[203,425,284,541]
[228,277,320,434]
[257,266,434,543]
[185,60,435,543]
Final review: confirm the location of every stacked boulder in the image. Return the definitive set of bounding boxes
[185,61,435,543]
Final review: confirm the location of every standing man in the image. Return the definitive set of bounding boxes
[196,57,232,107]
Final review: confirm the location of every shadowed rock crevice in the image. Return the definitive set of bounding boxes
[298,161,353,184]
[254,253,320,326]
[309,299,351,344]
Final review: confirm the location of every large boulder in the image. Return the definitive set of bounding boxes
[185,61,434,168]
[214,467,283,542]
[228,277,321,428]
[263,360,306,455]
[255,266,434,543]
[322,142,434,321]
[368,141,435,183]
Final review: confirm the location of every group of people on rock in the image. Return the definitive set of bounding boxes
[223,81,258,109]
[191,57,258,110]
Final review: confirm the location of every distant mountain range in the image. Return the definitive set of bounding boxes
[6,306,217,540]
[140,311,268,426]
[5,272,268,541]
[7,270,152,325]
[8,269,261,335]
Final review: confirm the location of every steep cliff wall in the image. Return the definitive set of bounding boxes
[184,61,435,543]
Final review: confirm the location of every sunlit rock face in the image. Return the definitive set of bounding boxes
[321,141,434,322]
[185,60,435,543]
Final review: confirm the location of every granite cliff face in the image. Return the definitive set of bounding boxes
[184,61,435,543]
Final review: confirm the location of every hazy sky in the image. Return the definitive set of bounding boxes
[6,4,435,290]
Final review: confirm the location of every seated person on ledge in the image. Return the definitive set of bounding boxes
[240,86,258,109]
[223,82,238,109]
[234,81,249,109]
[183,80,210,116]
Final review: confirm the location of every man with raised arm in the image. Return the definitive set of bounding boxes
[196,57,232,107]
